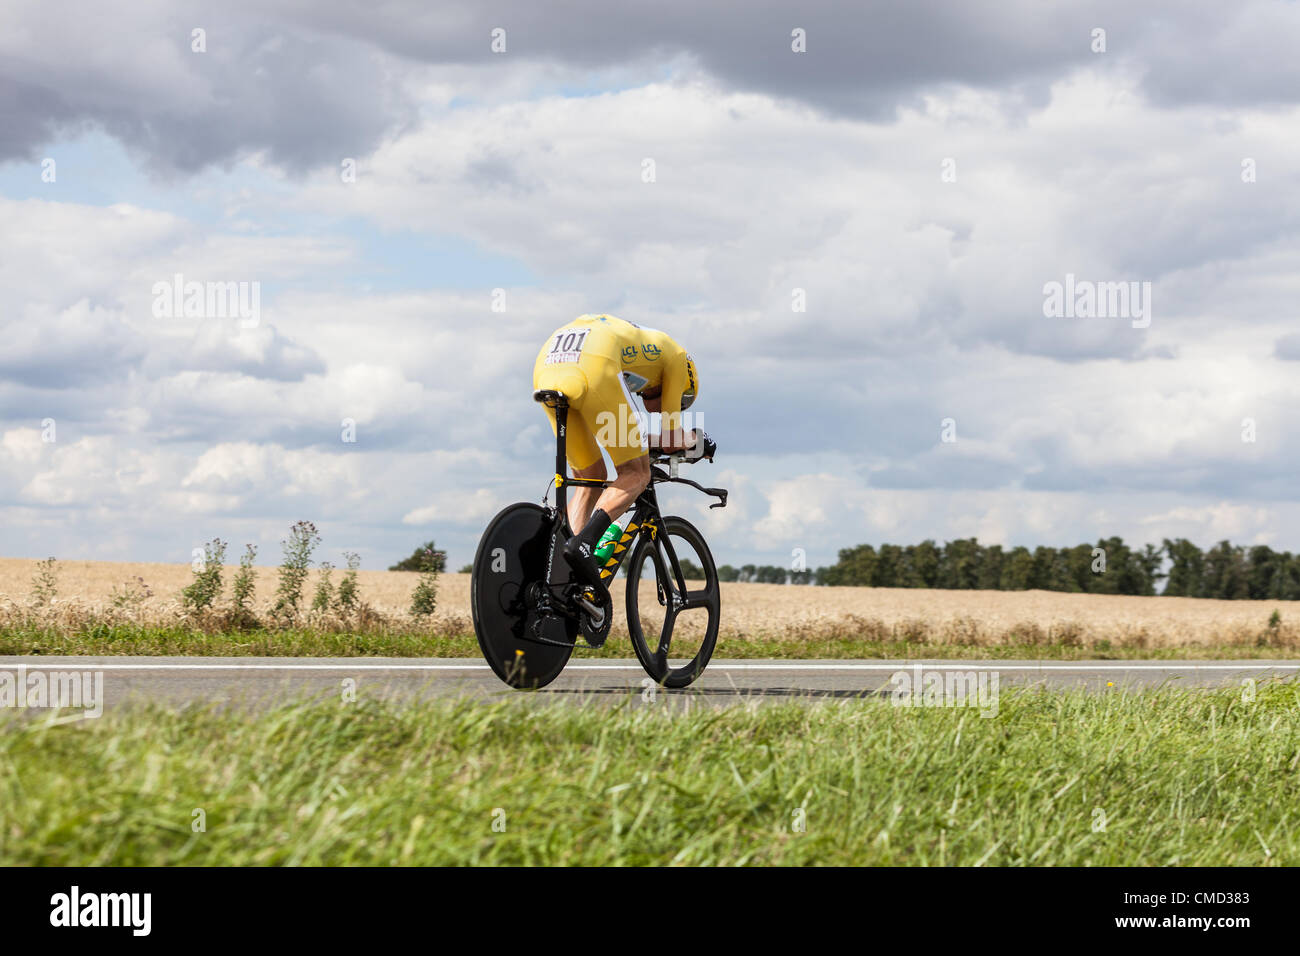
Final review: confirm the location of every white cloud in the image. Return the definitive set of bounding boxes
[402,489,499,526]
[4,6,1300,568]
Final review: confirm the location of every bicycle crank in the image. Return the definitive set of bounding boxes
[576,587,613,648]
[577,593,605,626]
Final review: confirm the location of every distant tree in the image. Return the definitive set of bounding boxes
[825,545,876,587]
[906,540,941,589]
[1246,546,1280,600]
[874,544,904,587]
[1280,555,1300,600]
[408,547,440,618]
[390,540,447,573]
[1000,546,1034,591]
[977,545,1004,591]
[678,558,707,580]
[1031,546,1066,591]
[1089,537,1126,595]
[1202,540,1248,600]
[1102,536,1155,596]
[1064,543,1096,593]
[1135,543,1165,596]
[777,535,1288,599]
[1163,538,1205,597]
[939,538,982,590]
[717,564,740,583]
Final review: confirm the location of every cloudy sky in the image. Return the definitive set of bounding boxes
[3,0,1299,573]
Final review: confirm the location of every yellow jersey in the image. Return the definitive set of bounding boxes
[532,314,695,469]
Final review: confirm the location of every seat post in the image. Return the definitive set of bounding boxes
[533,389,572,521]
[554,399,569,517]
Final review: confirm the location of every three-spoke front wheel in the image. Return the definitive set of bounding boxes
[625,516,720,688]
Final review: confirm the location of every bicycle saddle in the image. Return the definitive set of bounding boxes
[533,389,568,407]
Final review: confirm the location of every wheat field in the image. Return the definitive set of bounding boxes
[1,556,1296,651]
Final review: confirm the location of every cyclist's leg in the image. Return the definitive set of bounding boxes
[563,364,652,589]
[590,450,649,523]
[577,360,651,522]
[567,458,607,534]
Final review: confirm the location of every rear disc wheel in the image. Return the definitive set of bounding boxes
[470,502,576,688]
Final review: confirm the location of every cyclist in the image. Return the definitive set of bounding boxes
[532,313,715,594]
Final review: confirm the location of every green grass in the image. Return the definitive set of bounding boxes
[4,621,1300,659]
[3,683,1299,864]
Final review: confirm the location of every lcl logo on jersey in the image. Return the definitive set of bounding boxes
[641,343,661,361]
[621,345,639,364]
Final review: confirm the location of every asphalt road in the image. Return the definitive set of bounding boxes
[3,657,1298,713]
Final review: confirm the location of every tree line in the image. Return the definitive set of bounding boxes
[704,538,1300,600]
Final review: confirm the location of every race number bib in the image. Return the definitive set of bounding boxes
[544,327,591,364]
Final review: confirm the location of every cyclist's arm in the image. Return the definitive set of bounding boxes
[652,345,692,451]
[642,390,696,452]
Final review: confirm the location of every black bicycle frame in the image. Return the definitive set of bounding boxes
[541,391,607,534]
[534,388,727,596]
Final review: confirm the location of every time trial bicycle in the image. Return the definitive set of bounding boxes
[470,388,727,689]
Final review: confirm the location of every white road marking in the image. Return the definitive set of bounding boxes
[4,660,1299,672]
